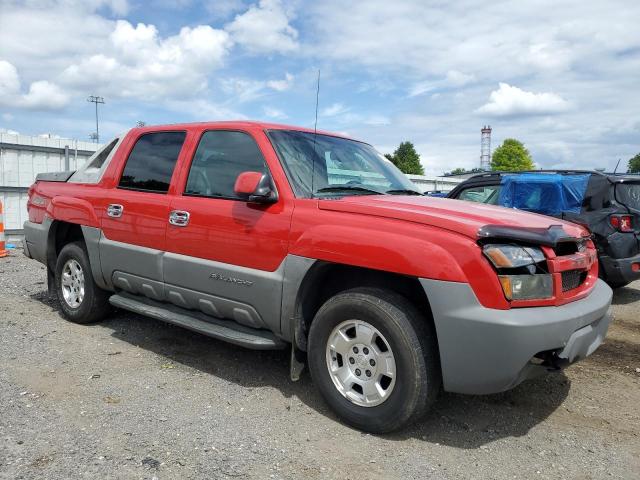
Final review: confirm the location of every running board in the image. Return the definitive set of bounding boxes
[109,292,286,350]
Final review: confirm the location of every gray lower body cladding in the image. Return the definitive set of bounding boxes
[23,218,51,264]
[599,252,640,285]
[421,278,613,395]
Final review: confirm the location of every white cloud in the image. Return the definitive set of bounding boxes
[363,115,390,126]
[446,70,475,87]
[476,83,570,117]
[267,72,294,91]
[0,60,70,110]
[226,0,298,54]
[60,21,233,99]
[5,0,129,15]
[321,103,349,117]
[262,106,287,119]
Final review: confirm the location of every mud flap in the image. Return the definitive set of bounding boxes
[290,344,306,381]
[47,266,56,295]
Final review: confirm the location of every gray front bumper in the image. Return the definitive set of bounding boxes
[420,278,613,395]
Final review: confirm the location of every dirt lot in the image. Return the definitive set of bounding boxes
[0,250,639,480]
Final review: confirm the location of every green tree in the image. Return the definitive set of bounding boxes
[385,141,424,175]
[491,138,534,171]
[628,153,640,173]
[446,167,485,175]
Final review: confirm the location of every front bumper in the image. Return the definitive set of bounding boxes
[420,278,613,395]
[599,253,640,286]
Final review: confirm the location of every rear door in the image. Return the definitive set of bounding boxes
[100,130,187,300]
[163,128,292,333]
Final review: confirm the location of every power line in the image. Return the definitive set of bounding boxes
[87,96,105,144]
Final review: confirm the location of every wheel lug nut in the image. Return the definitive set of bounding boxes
[353,346,359,354]
[355,369,361,376]
[365,370,371,377]
[363,347,369,355]
[369,359,376,366]
[349,357,355,364]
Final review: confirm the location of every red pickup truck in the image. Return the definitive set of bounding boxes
[24,121,613,432]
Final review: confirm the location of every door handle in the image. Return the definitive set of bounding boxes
[169,210,190,227]
[107,204,123,218]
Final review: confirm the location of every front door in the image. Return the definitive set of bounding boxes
[100,130,187,300]
[164,129,292,332]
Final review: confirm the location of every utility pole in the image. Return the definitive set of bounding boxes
[87,95,105,143]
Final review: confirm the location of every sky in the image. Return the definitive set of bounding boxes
[1,0,639,176]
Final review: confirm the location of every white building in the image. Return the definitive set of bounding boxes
[0,132,99,236]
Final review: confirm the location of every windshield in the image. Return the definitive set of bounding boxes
[267,130,419,198]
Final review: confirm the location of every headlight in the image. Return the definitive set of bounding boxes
[483,244,552,301]
[483,244,545,268]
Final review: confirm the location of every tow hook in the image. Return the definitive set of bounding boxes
[540,351,570,371]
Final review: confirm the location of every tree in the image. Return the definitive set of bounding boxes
[628,153,640,174]
[491,138,534,171]
[385,141,424,175]
[446,167,485,175]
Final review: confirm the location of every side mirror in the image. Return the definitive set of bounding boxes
[234,171,277,204]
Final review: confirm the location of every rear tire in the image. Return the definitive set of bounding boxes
[308,287,441,433]
[55,241,111,324]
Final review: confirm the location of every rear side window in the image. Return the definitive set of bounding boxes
[458,185,502,204]
[616,183,640,209]
[184,130,267,199]
[68,136,122,184]
[119,132,186,193]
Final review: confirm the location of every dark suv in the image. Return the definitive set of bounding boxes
[448,170,640,288]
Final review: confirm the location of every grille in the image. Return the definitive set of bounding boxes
[562,269,587,292]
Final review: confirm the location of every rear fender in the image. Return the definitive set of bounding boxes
[46,196,100,228]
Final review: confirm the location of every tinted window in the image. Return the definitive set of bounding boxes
[617,183,640,209]
[185,131,267,199]
[119,132,186,193]
[458,185,502,204]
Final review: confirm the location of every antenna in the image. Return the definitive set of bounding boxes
[613,158,621,174]
[311,69,320,198]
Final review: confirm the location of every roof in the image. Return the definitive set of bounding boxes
[462,169,640,184]
[130,120,355,141]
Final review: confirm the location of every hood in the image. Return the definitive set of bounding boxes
[318,195,588,240]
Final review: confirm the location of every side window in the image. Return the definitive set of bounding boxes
[458,185,502,204]
[185,130,267,199]
[68,136,121,184]
[119,131,186,193]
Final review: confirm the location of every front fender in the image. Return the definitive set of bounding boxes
[289,223,468,282]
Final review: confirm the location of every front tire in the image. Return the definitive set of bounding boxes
[308,287,441,433]
[55,241,110,324]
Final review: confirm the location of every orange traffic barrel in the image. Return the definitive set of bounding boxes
[0,200,8,258]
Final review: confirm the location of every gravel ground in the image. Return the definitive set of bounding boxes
[1,249,639,480]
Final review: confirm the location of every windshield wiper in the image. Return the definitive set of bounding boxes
[315,185,384,196]
[385,189,423,196]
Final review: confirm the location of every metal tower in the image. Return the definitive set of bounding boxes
[87,95,105,143]
[480,125,492,170]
